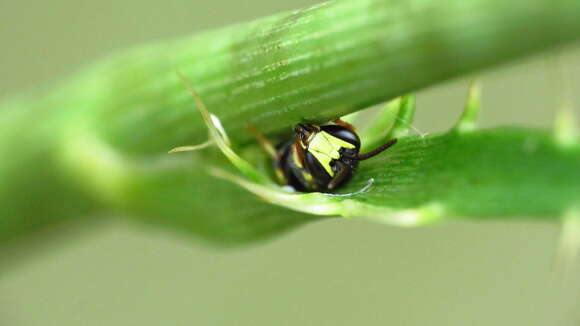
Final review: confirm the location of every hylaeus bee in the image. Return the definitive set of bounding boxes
[253,119,397,193]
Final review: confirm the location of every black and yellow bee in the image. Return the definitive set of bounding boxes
[254,119,397,193]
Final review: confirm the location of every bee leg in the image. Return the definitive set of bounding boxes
[327,162,352,190]
[245,125,278,159]
[333,118,356,132]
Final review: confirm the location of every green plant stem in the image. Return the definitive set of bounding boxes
[90,0,580,155]
[2,0,580,244]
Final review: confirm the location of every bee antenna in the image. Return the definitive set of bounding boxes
[356,139,398,161]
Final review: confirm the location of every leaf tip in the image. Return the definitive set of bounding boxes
[553,207,580,281]
[389,94,417,138]
[454,80,481,133]
[554,107,578,148]
[168,141,213,153]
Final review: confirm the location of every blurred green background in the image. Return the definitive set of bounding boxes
[1,1,580,325]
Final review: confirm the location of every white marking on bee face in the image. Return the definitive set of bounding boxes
[307,132,315,144]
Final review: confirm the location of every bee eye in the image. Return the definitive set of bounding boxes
[299,133,308,144]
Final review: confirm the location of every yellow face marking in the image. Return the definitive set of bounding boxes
[308,131,356,176]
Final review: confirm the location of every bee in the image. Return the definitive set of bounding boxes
[252,119,397,193]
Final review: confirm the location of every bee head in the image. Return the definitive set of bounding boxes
[294,123,320,148]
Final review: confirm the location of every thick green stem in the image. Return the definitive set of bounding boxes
[0,96,97,242]
[90,0,580,154]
